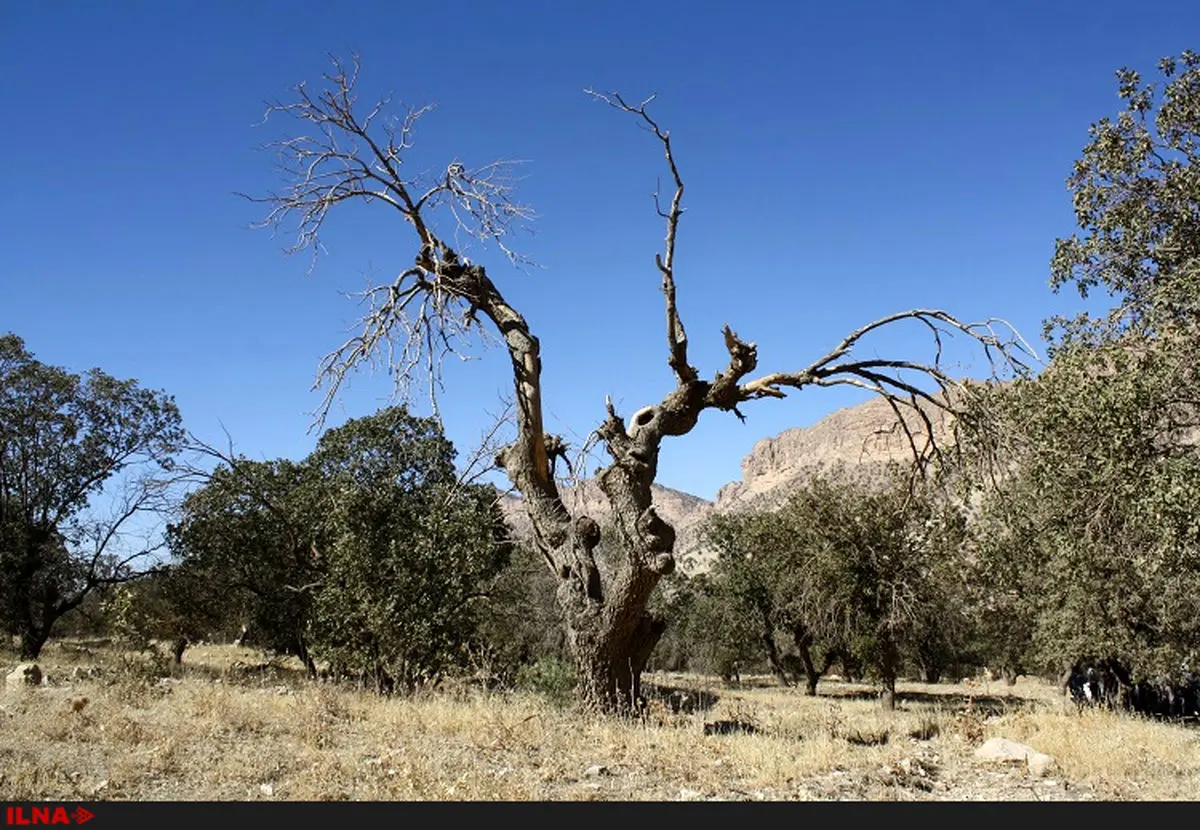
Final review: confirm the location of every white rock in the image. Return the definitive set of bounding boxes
[5,663,42,690]
[1027,753,1057,778]
[974,737,1056,777]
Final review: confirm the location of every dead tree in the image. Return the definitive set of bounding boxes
[245,55,1033,714]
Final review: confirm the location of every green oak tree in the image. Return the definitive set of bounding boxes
[306,407,511,692]
[167,456,321,670]
[700,467,969,708]
[0,333,184,658]
[168,406,511,690]
[965,50,1200,691]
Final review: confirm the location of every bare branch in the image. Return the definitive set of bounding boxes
[244,55,537,426]
[244,67,1045,712]
[451,397,515,493]
[726,310,1038,469]
[247,55,581,570]
[310,267,491,427]
[586,89,695,384]
[246,57,534,271]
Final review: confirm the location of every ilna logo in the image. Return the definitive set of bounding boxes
[5,807,94,825]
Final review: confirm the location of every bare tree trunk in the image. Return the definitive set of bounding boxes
[880,675,897,711]
[18,626,50,661]
[14,533,56,659]
[763,634,791,688]
[17,589,69,660]
[751,602,790,687]
[880,647,899,710]
[841,652,863,684]
[294,632,317,679]
[793,628,821,696]
[545,487,673,713]
[564,603,666,712]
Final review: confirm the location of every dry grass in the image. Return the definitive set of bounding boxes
[2,643,1198,801]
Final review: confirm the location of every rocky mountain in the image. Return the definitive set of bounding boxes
[500,394,953,573]
[712,394,952,513]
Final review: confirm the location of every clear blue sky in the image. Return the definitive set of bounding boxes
[2,1,1195,501]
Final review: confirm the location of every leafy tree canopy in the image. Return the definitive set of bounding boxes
[0,333,183,657]
[168,406,511,691]
[699,467,969,706]
[969,50,1200,687]
[1050,49,1200,345]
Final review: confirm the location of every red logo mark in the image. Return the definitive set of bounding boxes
[5,806,94,825]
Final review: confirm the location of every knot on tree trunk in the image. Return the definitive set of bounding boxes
[650,553,675,575]
[637,506,676,553]
[571,515,604,601]
[493,445,512,470]
[574,515,601,551]
[707,326,759,412]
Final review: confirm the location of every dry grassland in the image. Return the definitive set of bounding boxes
[2,642,1198,801]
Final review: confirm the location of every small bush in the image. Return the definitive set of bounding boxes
[514,656,576,705]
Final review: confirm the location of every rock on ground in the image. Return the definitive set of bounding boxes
[974,737,1056,777]
[5,663,43,690]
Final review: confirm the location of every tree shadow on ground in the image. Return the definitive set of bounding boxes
[642,682,720,714]
[181,658,311,688]
[824,687,1034,715]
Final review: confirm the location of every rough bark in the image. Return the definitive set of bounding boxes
[880,647,900,710]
